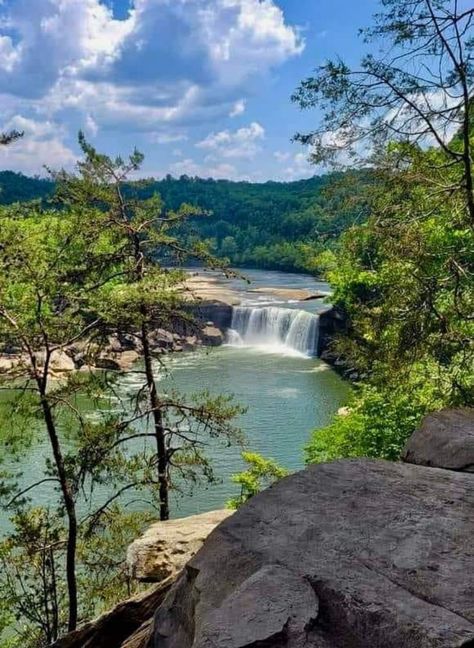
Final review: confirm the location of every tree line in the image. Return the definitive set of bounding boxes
[0,169,371,274]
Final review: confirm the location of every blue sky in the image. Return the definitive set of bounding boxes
[0,0,378,180]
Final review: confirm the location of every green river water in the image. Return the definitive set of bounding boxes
[0,269,349,523]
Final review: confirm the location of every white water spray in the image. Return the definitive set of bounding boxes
[227,306,319,357]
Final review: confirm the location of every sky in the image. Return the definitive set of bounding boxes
[0,0,379,181]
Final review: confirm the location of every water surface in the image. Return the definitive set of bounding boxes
[0,269,349,521]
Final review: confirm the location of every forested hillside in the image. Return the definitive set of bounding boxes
[0,171,53,204]
[0,170,370,273]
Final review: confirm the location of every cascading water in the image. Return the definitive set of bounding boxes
[227,306,319,357]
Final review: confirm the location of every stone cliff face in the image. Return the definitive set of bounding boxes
[54,409,474,648]
[153,457,474,648]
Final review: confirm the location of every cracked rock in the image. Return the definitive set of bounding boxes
[152,459,474,647]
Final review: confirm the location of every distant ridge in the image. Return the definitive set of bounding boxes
[0,169,370,273]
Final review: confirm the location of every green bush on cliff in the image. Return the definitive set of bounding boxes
[305,386,432,464]
[228,452,289,509]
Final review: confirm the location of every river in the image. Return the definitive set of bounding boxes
[0,269,349,523]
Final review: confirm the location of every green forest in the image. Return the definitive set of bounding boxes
[0,169,370,274]
[0,0,472,646]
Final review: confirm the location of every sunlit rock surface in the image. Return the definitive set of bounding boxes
[153,459,474,648]
[127,509,233,583]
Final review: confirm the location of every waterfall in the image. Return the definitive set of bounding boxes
[227,306,319,357]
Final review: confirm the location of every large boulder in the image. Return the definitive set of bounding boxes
[48,350,76,373]
[199,325,224,347]
[402,408,474,472]
[127,509,233,583]
[153,460,474,647]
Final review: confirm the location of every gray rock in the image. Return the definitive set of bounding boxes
[107,334,123,353]
[153,460,474,647]
[200,325,224,347]
[118,333,142,351]
[0,356,21,373]
[48,350,76,373]
[94,355,122,371]
[316,306,348,359]
[190,300,233,330]
[52,577,173,648]
[402,409,474,472]
[183,335,198,351]
[149,328,175,349]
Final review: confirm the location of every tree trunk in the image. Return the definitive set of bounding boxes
[141,320,169,521]
[40,394,78,631]
[129,221,170,521]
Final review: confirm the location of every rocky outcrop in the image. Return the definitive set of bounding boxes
[152,459,474,648]
[189,300,233,330]
[0,310,231,379]
[127,509,233,583]
[316,305,348,360]
[249,287,328,301]
[402,408,474,472]
[199,324,224,347]
[53,410,474,648]
[52,577,174,648]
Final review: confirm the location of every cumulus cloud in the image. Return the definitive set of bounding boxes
[197,121,264,159]
[0,0,303,133]
[274,150,291,162]
[169,157,248,180]
[276,150,315,180]
[0,115,76,174]
[0,0,133,98]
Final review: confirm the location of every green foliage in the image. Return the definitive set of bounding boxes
[0,138,245,643]
[0,171,52,205]
[228,452,289,509]
[301,0,474,464]
[0,506,149,648]
[305,385,434,464]
[0,170,371,273]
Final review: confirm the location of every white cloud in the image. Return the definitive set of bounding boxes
[0,115,76,174]
[0,35,20,72]
[274,150,290,162]
[85,113,98,136]
[197,121,265,159]
[151,132,189,145]
[229,99,246,118]
[277,150,314,180]
[169,157,247,180]
[0,0,134,97]
[0,0,303,132]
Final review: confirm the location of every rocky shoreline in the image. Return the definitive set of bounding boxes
[0,271,238,378]
[0,316,228,378]
[0,273,347,379]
